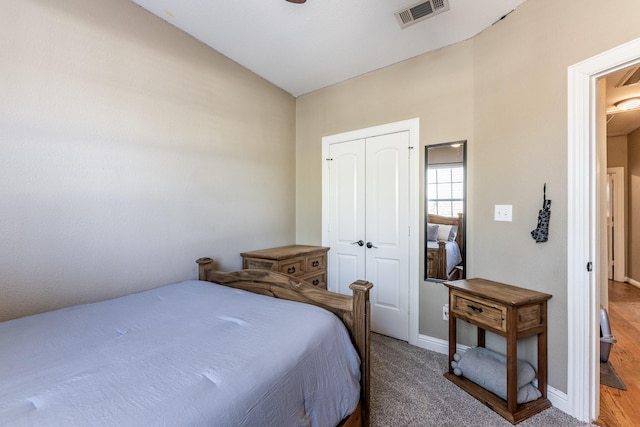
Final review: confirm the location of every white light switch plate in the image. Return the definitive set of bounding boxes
[495,205,513,221]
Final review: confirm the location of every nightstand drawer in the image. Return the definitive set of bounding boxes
[450,290,506,332]
[279,257,305,277]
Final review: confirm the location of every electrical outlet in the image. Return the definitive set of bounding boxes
[443,304,449,321]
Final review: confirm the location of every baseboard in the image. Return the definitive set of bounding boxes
[417,333,469,355]
[416,334,569,415]
[544,383,569,413]
[626,278,640,289]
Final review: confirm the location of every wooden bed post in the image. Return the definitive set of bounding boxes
[196,257,214,281]
[457,212,464,268]
[349,280,373,427]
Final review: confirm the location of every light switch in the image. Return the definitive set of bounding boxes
[495,205,513,222]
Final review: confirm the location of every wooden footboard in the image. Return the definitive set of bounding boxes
[426,213,464,280]
[196,257,373,427]
[426,240,448,279]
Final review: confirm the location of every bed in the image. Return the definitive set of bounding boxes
[0,257,372,427]
[426,213,464,280]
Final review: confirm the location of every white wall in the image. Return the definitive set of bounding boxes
[0,0,296,321]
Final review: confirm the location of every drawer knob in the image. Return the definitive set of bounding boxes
[312,279,319,286]
[312,261,319,267]
[467,304,484,313]
[287,266,296,274]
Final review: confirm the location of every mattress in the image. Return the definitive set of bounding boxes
[0,280,361,426]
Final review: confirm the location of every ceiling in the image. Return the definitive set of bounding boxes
[605,66,640,137]
[128,0,640,137]
[129,0,527,97]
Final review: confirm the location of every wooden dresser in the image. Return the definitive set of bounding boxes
[443,278,552,424]
[240,245,329,289]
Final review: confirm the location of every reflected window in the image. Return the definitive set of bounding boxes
[427,165,464,217]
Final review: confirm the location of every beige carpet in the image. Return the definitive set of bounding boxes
[370,333,596,426]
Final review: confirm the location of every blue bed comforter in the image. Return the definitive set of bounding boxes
[0,280,360,426]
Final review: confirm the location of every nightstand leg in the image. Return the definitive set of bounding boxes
[449,315,457,374]
[506,308,518,414]
[538,303,548,398]
[477,327,486,348]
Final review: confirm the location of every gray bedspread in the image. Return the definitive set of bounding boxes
[0,280,361,426]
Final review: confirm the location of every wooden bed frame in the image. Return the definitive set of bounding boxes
[426,213,464,280]
[196,257,373,427]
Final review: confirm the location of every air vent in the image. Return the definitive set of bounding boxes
[616,66,640,87]
[395,0,450,29]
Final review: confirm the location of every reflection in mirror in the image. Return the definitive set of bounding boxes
[424,141,466,281]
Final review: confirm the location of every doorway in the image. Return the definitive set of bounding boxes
[322,118,420,344]
[567,37,640,422]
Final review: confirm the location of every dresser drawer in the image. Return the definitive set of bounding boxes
[306,253,327,273]
[450,290,507,332]
[304,272,327,289]
[243,257,278,271]
[279,257,305,277]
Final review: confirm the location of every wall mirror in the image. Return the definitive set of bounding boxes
[424,141,466,281]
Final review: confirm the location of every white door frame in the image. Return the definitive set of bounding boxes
[321,118,420,346]
[567,37,640,422]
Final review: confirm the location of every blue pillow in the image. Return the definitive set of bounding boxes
[427,224,439,241]
[448,225,458,242]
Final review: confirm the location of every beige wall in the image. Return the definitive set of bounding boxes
[0,0,296,321]
[295,0,640,394]
[296,39,474,243]
[628,128,640,281]
[608,136,628,168]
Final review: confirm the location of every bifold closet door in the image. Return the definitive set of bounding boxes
[327,131,409,340]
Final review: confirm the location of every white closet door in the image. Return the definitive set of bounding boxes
[327,139,366,297]
[326,131,409,341]
[364,132,409,340]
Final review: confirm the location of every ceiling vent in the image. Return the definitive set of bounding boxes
[616,66,640,87]
[395,0,450,29]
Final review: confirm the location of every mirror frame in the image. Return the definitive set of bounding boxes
[424,140,467,281]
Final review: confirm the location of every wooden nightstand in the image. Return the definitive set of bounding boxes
[443,278,552,424]
[240,245,329,289]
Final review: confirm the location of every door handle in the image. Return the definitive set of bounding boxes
[366,242,378,249]
[351,240,364,246]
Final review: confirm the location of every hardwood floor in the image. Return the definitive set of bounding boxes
[596,280,640,427]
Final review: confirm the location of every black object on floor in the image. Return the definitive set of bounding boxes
[600,361,626,390]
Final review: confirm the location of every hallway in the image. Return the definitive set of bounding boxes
[596,280,640,426]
